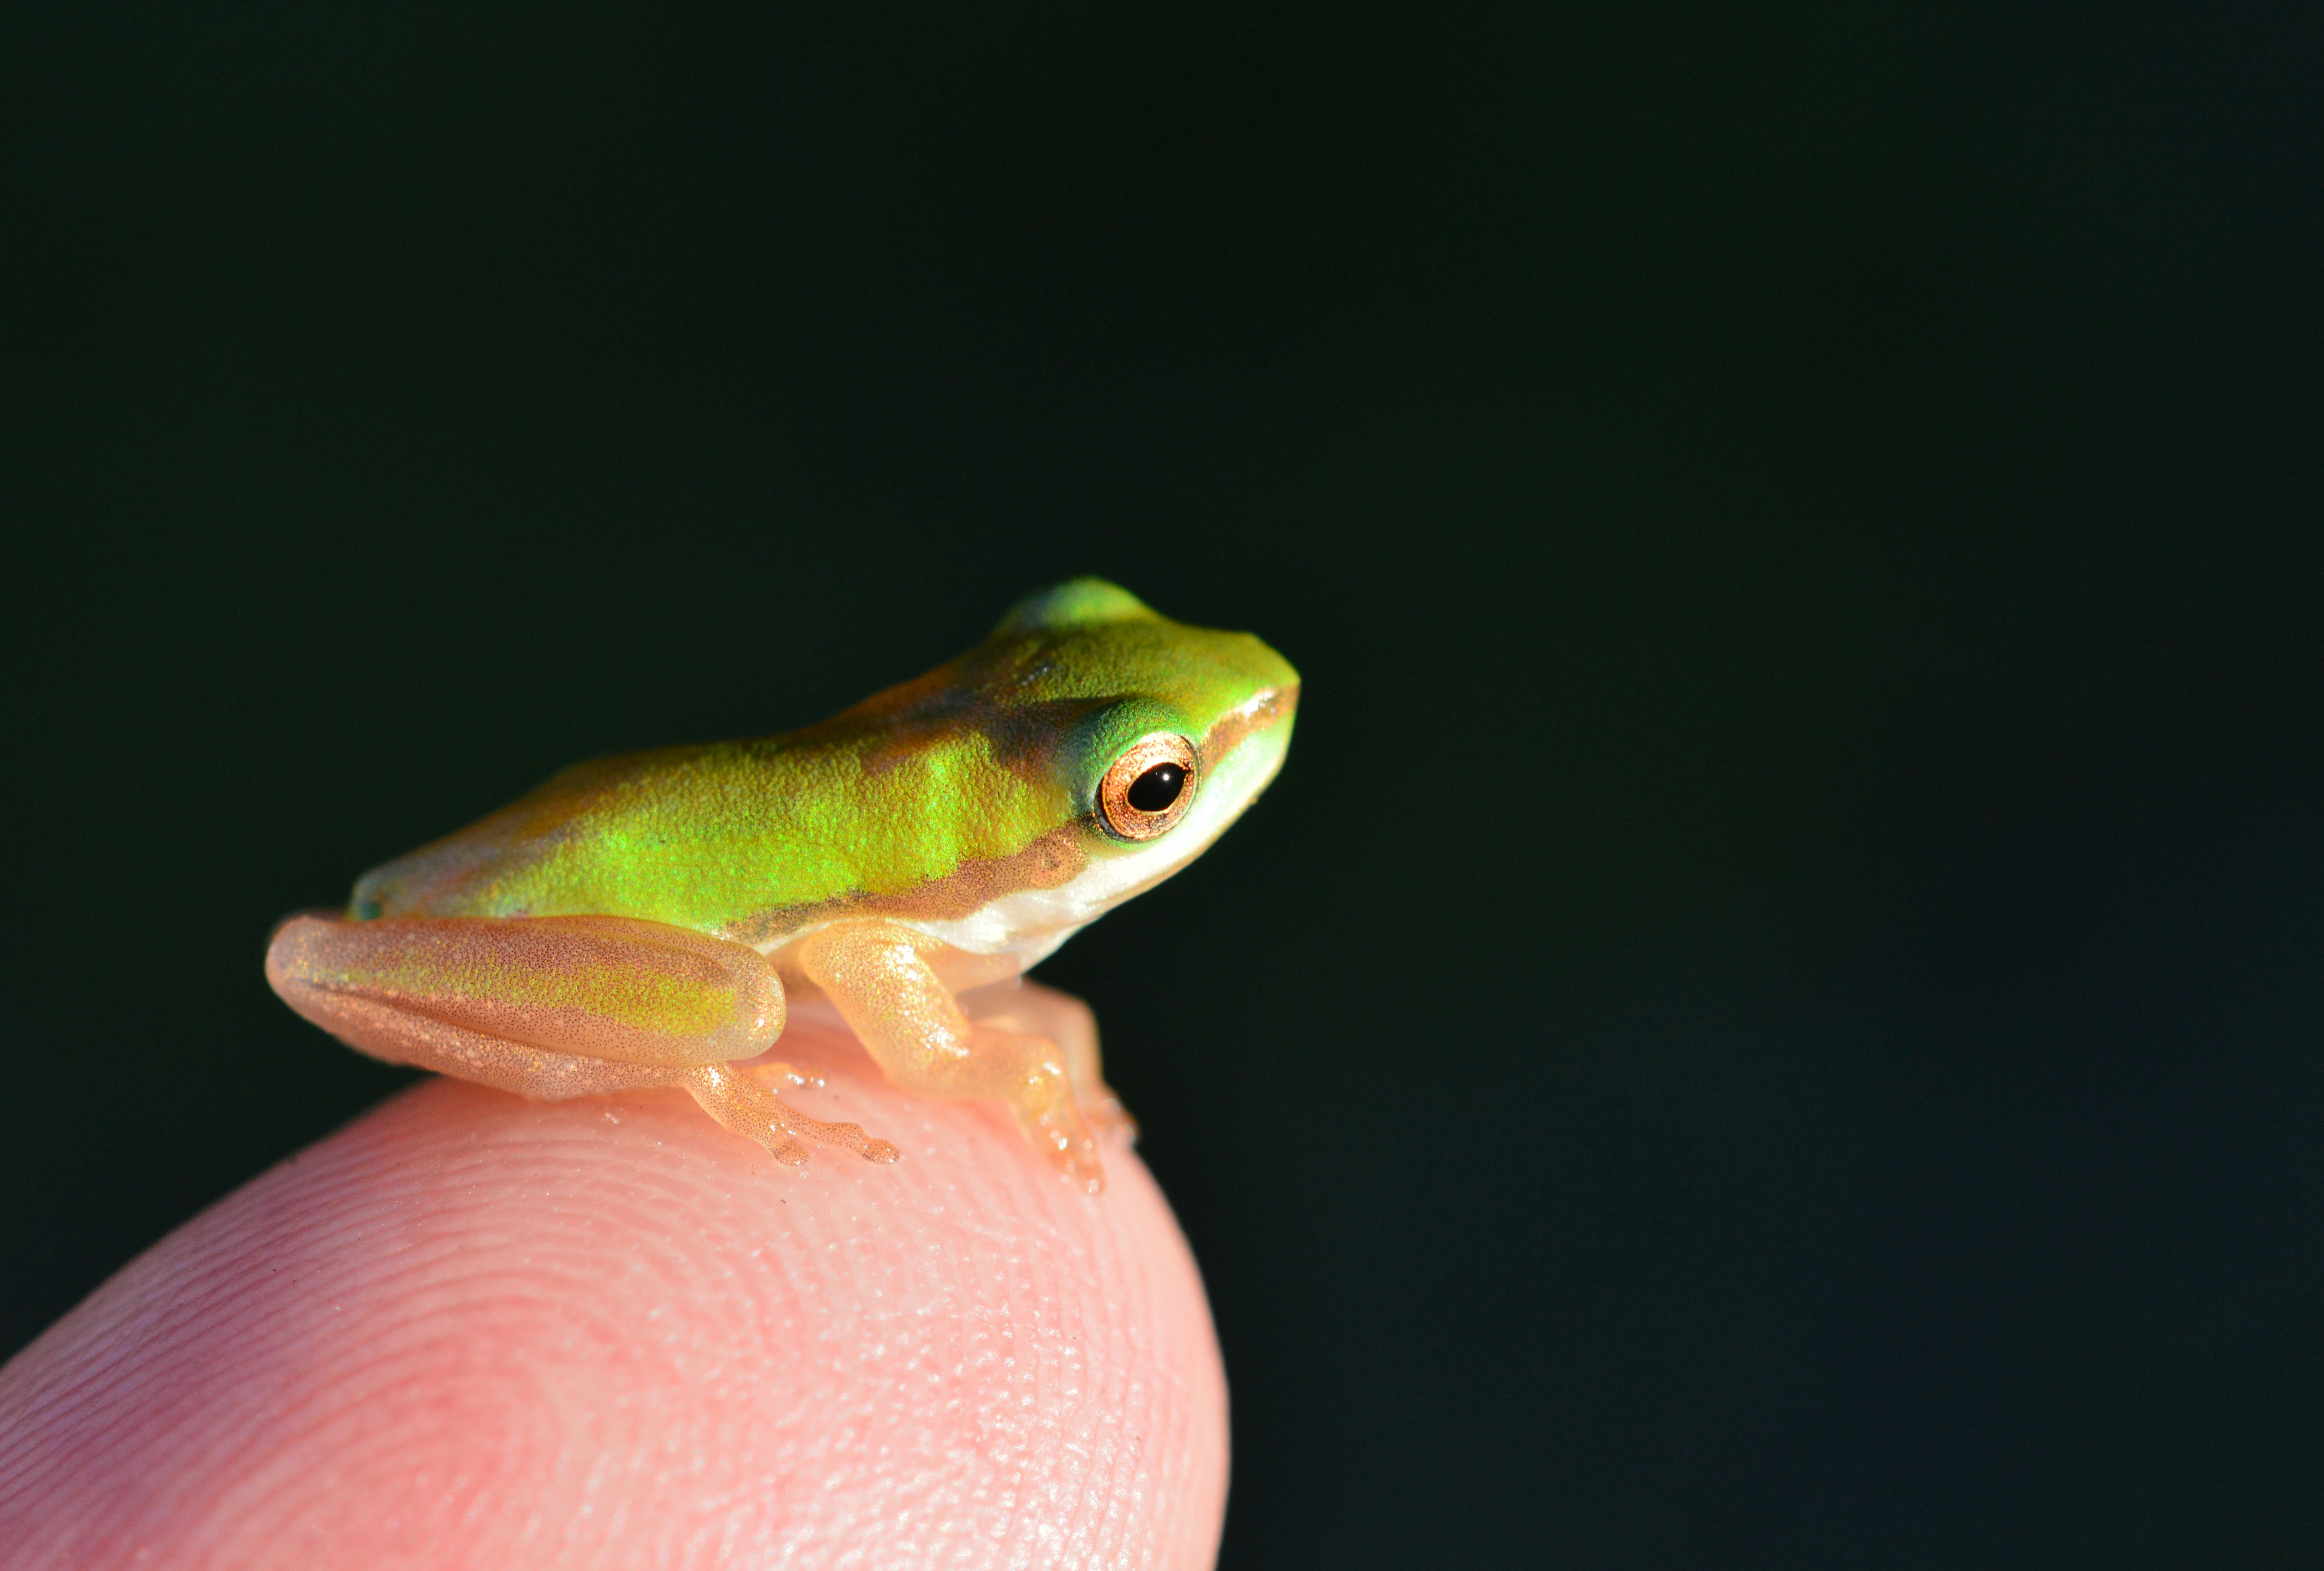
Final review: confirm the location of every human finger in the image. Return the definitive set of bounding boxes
[0,1004,1228,1569]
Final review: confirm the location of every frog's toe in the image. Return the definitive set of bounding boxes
[684,1062,897,1168]
[1023,1104,1105,1195]
[1084,1095,1139,1146]
[1053,1146,1107,1197]
[746,1069,897,1163]
[785,1107,901,1165]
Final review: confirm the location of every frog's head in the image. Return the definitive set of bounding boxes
[957,577,1301,925]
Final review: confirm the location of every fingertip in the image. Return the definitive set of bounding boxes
[0,1009,1228,1570]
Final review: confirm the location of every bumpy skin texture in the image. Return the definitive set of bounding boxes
[0,1005,1228,1571]
[266,580,1299,1190]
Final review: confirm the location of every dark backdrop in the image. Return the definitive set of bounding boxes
[6,4,2323,1564]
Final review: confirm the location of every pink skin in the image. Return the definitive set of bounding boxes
[0,1006,1229,1569]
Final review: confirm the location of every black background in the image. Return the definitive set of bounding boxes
[6,3,2324,1564]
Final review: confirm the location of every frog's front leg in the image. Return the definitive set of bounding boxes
[799,922,1105,1193]
[266,913,895,1168]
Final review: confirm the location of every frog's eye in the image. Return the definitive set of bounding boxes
[1098,733,1199,841]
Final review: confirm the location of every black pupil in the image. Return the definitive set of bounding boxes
[1126,762,1185,813]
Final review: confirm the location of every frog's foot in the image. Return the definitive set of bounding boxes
[1098,1103,1139,1144]
[683,1062,899,1167]
[1075,1085,1138,1145]
[972,1017,1135,1145]
[952,1026,1104,1194]
[969,983,1138,1147]
[1060,1081,1137,1145]
[1016,1089,1105,1194]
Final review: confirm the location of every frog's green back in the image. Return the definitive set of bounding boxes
[352,581,1298,940]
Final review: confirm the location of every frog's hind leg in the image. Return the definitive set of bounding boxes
[266,911,897,1167]
[265,976,698,1102]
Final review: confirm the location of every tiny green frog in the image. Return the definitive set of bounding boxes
[268,579,1298,1193]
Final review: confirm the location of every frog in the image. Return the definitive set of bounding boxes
[266,578,1299,1194]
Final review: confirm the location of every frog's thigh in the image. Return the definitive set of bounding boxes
[268,976,691,1101]
[266,912,785,1069]
[967,981,1136,1140]
[799,922,1103,1191]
